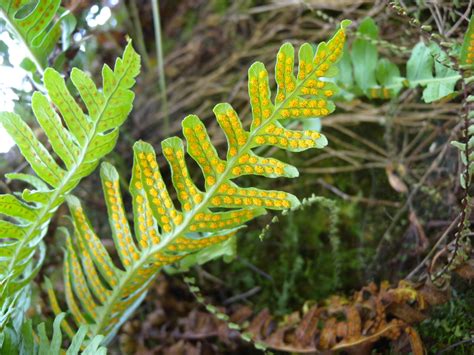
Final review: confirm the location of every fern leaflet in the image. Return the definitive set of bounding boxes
[460,14,474,66]
[49,20,350,343]
[1,311,107,354]
[0,42,141,327]
[0,0,73,73]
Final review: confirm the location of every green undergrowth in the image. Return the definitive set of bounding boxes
[417,279,474,354]
[204,149,396,315]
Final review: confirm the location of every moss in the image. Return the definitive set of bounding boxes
[417,284,474,354]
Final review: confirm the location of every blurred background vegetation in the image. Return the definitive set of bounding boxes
[1,0,473,353]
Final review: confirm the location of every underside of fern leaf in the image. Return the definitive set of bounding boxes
[0,0,72,73]
[50,20,350,343]
[0,42,140,327]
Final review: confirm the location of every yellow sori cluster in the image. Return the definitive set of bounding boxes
[129,266,157,288]
[281,98,329,118]
[216,108,248,157]
[134,193,160,249]
[232,153,284,176]
[299,29,344,94]
[75,236,110,303]
[163,146,204,209]
[67,244,98,319]
[132,163,161,248]
[465,33,474,64]
[110,292,144,317]
[168,233,234,252]
[369,87,391,99]
[136,151,181,233]
[298,57,333,98]
[73,207,117,287]
[298,58,313,81]
[211,184,291,208]
[300,79,334,98]
[254,124,320,150]
[64,255,89,325]
[249,70,273,128]
[276,51,296,103]
[119,278,151,304]
[188,210,255,232]
[104,179,139,266]
[46,285,76,339]
[152,251,183,267]
[315,29,345,68]
[184,124,226,177]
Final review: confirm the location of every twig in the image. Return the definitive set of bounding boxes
[128,0,151,70]
[446,0,472,37]
[436,337,474,354]
[237,257,273,281]
[370,123,460,274]
[316,178,401,208]
[224,287,261,305]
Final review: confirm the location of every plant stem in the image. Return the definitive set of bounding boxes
[128,0,151,70]
[151,0,170,134]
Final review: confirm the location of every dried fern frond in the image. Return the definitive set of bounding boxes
[48,20,351,343]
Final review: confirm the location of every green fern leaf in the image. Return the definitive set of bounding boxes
[5,312,107,354]
[49,20,350,343]
[0,42,141,326]
[349,17,402,99]
[407,42,460,103]
[0,0,74,73]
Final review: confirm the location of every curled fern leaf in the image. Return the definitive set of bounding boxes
[0,0,73,73]
[0,42,141,326]
[49,20,350,343]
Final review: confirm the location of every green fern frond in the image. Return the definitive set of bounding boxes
[0,42,141,327]
[1,312,106,354]
[0,0,73,73]
[50,20,350,343]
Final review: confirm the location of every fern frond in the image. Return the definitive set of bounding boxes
[1,312,106,354]
[0,0,73,73]
[51,20,350,342]
[0,42,141,326]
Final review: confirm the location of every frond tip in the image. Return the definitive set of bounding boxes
[50,20,350,342]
